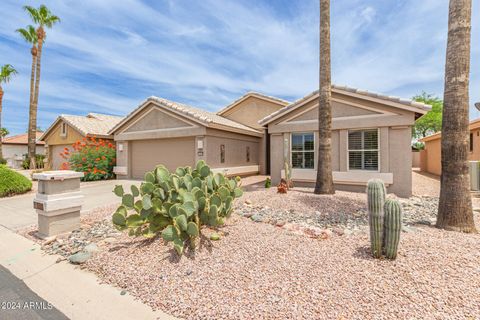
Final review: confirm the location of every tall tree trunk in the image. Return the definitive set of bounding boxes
[28,29,44,169]
[0,87,3,160]
[314,0,335,194]
[437,0,476,232]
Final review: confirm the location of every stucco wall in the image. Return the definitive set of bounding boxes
[421,138,442,176]
[387,127,413,197]
[43,121,85,146]
[220,96,284,130]
[4,144,45,168]
[205,130,260,169]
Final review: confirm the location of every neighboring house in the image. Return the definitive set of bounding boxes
[109,92,287,179]
[40,113,123,169]
[110,87,429,197]
[419,118,480,176]
[2,132,45,169]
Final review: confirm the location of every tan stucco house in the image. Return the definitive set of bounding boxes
[110,87,429,197]
[40,113,123,169]
[419,118,480,176]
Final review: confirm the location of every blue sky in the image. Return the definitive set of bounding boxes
[0,0,479,135]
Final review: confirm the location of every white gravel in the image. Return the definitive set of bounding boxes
[85,213,480,320]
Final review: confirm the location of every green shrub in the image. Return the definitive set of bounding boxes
[0,165,32,197]
[22,154,45,169]
[111,160,243,255]
[63,137,116,181]
[0,158,6,165]
[265,177,271,188]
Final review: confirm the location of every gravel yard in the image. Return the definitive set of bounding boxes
[21,171,480,319]
[82,213,480,320]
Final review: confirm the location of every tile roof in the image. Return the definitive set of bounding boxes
[216,91,290,115]
[3,132,45,145]
[109,96,262,136]
[40,113,123,141]
[259,85,432,125]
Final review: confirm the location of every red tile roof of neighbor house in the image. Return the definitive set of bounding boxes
[3,132,45,145]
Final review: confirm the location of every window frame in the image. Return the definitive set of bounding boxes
[60,122,67,137]
[220,144,225,164]
[290,132,315,170]
[470,132,474,152]
[347,128,380,172]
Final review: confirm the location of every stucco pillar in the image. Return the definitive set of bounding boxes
[339,130,348,171]
[380,127,389,173]
[270,133,284,185]
[114,141,129,179]
[258,129,267,175]
[194,136,206,165]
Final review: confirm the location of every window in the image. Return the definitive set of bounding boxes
[348,129,379,171]
[60,123,67,136]
[220,144,225,163]
[246,146,250,162]
[291,133,314,169]
[470,133,474,152]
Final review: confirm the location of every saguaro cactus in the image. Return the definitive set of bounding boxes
[383,199,402,260]
[367,179,386,258]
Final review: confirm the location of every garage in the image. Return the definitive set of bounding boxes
[130,137,195,179]
[50,144,71,170]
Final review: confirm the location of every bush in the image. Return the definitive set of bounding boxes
[111,160,243,255]
[60,136,116,181]
[0,165,32,197]
[0,158,6,165]
[22,154,45,169]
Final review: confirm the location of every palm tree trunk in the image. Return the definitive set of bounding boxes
[29,31,44,169]
[0,87,3,160]
[437,0,476,232]
[314,0,335,194]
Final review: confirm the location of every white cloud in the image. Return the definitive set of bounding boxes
[0,0,479,134]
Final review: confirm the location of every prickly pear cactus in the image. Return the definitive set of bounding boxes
[367,179,386,258]
[111,160,243,255]
[383,199,402,260]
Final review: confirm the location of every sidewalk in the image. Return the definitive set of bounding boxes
[0,225,176,320]
[0,179,139,231]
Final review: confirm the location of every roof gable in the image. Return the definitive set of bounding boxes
[217,92,290,116]
[40,113,123,141]
[109,97,262,137]
[259,85,431,125]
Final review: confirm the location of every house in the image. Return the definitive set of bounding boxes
[110,87,430,197]
[109,93,287,179]
[2,132,45,169]
[260,86,430,197]
[419,118,480,176]
[40,113,123,169]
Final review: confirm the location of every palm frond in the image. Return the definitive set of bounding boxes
[0,64,18,84]
[23,5,40,24]
[15,25,38,44]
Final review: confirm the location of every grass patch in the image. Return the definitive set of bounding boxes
[0,165,32,197]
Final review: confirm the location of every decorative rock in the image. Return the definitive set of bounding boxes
[210,233,220,241]
[84,243,99,253]
[120,290,127,296]
[68,251,91,264]
[245,199,252,205]
[251,214,263,222]
[276,220,286,227]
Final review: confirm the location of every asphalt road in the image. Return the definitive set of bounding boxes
[0,265,69,320]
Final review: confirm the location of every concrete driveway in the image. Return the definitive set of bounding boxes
[0,179,139,231]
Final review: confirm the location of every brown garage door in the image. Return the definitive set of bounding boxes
[130,137,195,179]
[50,144,71,169]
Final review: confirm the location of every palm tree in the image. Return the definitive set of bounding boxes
[23,5,60,169]
[437,0,476,232]
[16,25,38,161]
[314,0,335,194]
[0,64,18,160]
